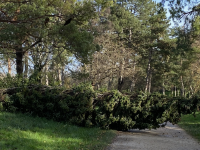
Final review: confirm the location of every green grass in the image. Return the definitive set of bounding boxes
[178,112,200,141]
[0,112,116,150]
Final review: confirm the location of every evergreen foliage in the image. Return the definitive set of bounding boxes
[1,83,199,131]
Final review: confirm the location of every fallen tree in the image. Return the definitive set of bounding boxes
[0,83,200,130]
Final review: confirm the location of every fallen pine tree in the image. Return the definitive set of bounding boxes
[0,83,200,130]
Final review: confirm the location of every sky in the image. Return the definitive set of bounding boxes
[152,0,190,28]
[153,0,198,28]
[153,0,177,27]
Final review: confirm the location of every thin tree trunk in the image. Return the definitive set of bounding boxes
[148,73,152,93]
[51,61,56,85]
[45,64,49,85]
[118,50,125,92]
[130,55,136,92]
[8,58,11,75]
[95,54,100,90]
[108,66,114,90]
[58,67,62,86]
[118,76,123,91]
[190,85,194,96]
[61,66,65,86]
[180,59,185,97]
[145,49,152,93]
[180,75,185,97]
[16,46,24,75]
[175,86,176,97]
[108,77,113,90]
[24,51,28,78]
[108,61,116,90]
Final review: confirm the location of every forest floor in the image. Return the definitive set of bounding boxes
[105,122,200,150]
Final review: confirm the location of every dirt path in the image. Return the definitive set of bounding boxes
[106,123,200,150]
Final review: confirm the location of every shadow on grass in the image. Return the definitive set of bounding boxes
[0,112,116,150]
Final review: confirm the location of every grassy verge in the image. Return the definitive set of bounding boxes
[178,112,200,141]
[0,112,116,150]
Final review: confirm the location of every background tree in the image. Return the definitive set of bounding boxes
[0,0,111,79]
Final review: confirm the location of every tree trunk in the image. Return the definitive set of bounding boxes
[45,64,49,86]
[180,75,185,97]
[58,68,62,86]
[24,51,28,78]
[175,86,177,97]
[108,77,113,90]
[8,58,11,75]
[190,85,194,96]
[16,46,24,75]
[148,73,152,93]
[145,49,152,93]
[118,50,125,92]
[118,76,123,91]
[61,66,65,86]
[95,54,100,90]
[130,55,136,92]
[180,59,185,97]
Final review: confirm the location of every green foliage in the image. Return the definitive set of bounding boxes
[2,83,200,131]
[4,83,96,127]
[0,74,44,88]
[0,74,25,88]
[94,90,135,130]
[94,91,200,130]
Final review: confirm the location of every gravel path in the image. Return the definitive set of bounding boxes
[106,123,200,150]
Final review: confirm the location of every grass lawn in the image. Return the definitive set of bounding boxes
[0,112,116,150]
[178,112,200,142]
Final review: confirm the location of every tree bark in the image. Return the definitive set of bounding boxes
[190,85,194,96]
[180,75,184,97]
[180,59,185,97]
[24,51,28,78]
[58,67,62,86]
[45,64,49,86]
[118,76,123,91]
[16,46,24,75]
[96,54,100,90]
[118,50,125,92]
[130,55,136,92]
[8,58,11,75]
[145,49,152,93]
[175,86,177,97]
[61,66,65,86]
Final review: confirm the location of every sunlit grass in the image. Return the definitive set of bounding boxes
[0,112,116,150]
[178,112,200,142]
